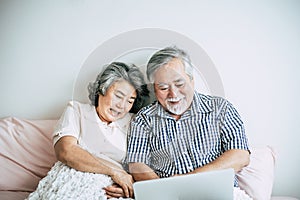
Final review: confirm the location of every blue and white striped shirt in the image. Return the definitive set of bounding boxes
[125,93,249,185]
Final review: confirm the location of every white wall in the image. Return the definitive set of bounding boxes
[0,0,299,198]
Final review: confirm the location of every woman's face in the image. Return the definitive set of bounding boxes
[96,79,136,123]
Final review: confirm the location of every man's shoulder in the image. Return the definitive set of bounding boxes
[194,93,230,112]
[195,93,228,104]
[130,102,159,128]
[137,101,159,116]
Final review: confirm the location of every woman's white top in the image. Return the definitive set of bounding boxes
[53,101,132,167]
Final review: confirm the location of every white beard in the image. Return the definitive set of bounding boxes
[166,97,188,115]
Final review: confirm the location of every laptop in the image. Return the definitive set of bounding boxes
[133,168,234,200]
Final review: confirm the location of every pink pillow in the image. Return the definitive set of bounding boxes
[271,197,300,200]
[237,146,277,200]
[0,117,57,192]
[0,191,30,200]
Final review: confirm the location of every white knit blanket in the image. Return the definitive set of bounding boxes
[27,161,252,200]
[26,161,132,200]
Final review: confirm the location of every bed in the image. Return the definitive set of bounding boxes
[0,116,297,200]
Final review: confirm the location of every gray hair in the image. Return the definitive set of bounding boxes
[146,46,194,82]
[88,62,149,113]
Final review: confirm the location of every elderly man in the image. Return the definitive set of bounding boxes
[126,46,252,199]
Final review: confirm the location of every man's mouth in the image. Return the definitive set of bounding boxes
[167,98,182,104]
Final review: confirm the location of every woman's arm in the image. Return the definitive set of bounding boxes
[54,136,134,198]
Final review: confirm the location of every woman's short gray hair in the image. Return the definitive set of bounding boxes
[146,46,194,82]
[88,62,149,113]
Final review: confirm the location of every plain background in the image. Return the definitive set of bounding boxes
[0,0,299,198]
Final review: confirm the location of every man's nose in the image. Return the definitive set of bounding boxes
[168,85,178,98]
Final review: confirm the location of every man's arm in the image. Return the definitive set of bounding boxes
[128,162,159,181]
[187,149,250,175]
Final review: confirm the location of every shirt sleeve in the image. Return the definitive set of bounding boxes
[52,101,81,146]
[219,101,249,152]
[125,112,151,165]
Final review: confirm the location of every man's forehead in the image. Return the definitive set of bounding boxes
[154,65,186,82]
[155,77,185,85]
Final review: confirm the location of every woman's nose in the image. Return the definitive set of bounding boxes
[116,99,125,109]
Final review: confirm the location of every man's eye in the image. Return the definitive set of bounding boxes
[176,83,184,87]
[159,87,168,91]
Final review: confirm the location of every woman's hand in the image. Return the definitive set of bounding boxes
[109,170,134,198]
[104,183,128,199]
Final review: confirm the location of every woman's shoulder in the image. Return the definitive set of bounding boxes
[63,100,96,120]
[66,100,94,111]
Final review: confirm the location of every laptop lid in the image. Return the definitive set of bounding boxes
[133,168,234,200]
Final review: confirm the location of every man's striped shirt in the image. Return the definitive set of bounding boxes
[125,93,249,186]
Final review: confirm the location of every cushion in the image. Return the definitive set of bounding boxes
[0,117,57,192]
[0,191,30,200]
[271,197,300,200]
[237,146,277,200]
[0,117,281,199]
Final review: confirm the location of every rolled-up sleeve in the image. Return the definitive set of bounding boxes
[220,102,249,152]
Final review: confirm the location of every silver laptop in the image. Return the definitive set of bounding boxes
[133,168,234,200]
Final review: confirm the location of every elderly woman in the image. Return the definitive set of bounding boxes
[27,62,149,200]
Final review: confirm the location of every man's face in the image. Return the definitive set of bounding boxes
[153,58,194,118]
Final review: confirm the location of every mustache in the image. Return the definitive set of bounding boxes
[166,97,183,102]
